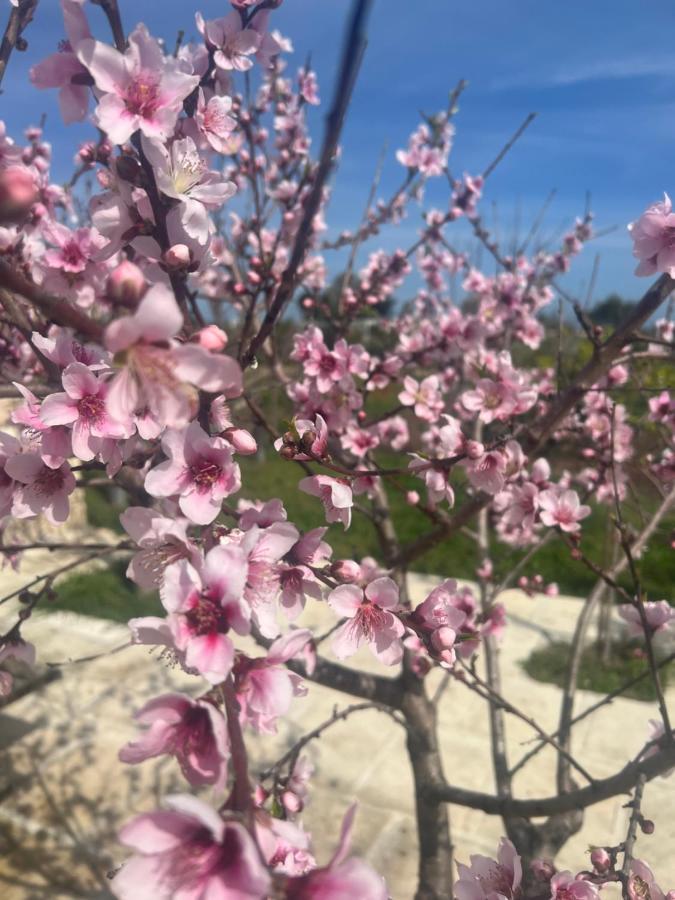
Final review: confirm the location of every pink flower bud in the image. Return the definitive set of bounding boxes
[406,490,420,505]
[0,165,37,222]
[281,790,302,814]
[431,626,456,651]
[329,559,362,583]
[224,428,257,455]
[530,858,555,881]
[253,784,268,806]
[465,439,484,460]
[640,818,655,834]
[197,325,228,352]
[590,848,611,872]
[106,260,146,306]
[164,243,191,268]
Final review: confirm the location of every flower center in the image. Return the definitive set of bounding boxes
[77,393,105,424]
[61,240,87,272]
[190,459,222,490]
[356,600,387,641]
[185,589,231,636]
[124,71,161,118]
[173,151,207,194]
[34,466,64,496]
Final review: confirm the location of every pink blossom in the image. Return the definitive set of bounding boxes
[619,600,675,637]
[286,804,387,900]
[455,838,522,900]
[327,576,405,665]
[30,0,92,124]
[341,423,379,458]
[6,453,75,524]
[77,24,198,144]
[628,194,675,277]
[104,283,242,428]
[399,374,444,422]
[233,629,311,733]
[112,795,270,899]
[119,692,229,790]
[538,488,591,533]
[462,379,517,424]
[238,498,288,531]
[196,11,261,72]
[40,362,130,461]
[464,449,508,494]
[130,544,250,684]
[141,135,236,209]
[549,871,599,900]
[144,422,241,525]
[119,506,200,589]
[194,89,237,153]
[299,475,353,530]
[628,861,666,900]
[239,522,300,638]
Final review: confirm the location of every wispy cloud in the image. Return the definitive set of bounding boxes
[491,56,675,90]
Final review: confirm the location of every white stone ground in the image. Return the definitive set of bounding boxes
[1,556,674,899]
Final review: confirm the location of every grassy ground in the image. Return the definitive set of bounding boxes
[522,640,674,702]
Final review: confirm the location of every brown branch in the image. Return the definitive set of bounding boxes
[0,261,104,341]
[428,740,675,816]
[91,0,125,52]
[0,0,38,90]
[621,774,646,884]
[241,0,373,367]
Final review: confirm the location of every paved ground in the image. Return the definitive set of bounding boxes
[1,555,674,900]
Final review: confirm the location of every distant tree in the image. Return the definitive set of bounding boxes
[591,293,635,327]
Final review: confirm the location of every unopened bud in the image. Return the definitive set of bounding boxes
[281,790,302,814]
[115,155,143,184]
[164,243,191,268]
[465,439,484,460]
[197,325,228,352]
[590,848,611,872]
[431,626,456,651]
[107,260,146,306]
[329,559,362,583]
[406,490,420,505]
[0,165,38,223]
[640,818,655,835]
[224,428,257,455]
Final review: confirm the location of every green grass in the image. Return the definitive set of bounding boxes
[521,640,674,702]
[49,559,160,623]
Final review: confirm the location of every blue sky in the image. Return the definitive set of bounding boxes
[4,0,675,304]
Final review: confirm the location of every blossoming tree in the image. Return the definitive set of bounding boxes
[0,0,674,897]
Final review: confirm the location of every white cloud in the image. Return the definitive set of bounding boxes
[492,56,675,90]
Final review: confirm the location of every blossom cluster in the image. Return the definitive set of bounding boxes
[0,0,672,896]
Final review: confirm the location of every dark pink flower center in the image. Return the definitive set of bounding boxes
[60,240,87,272]
[173,705,214,756]
[190,459,222,490]
[163,827,222,888]
[34,466,64,496]
[124,71,161,118]
[355,600,387,641]
[186,588,232,636]
[319,354,337,374]
[77,393,105,424]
